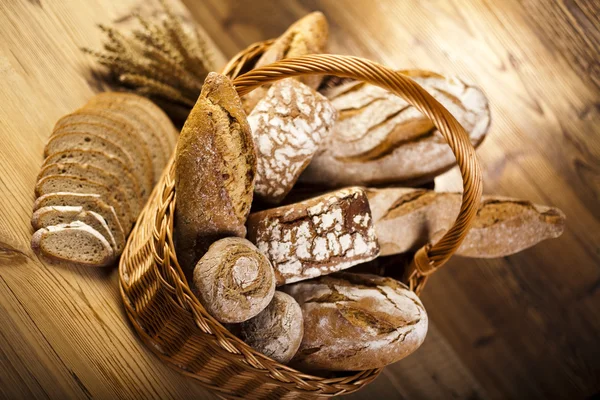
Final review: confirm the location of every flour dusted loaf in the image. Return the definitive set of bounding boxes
[242,12,329,113]
[302,70,491,187]
[32,92,176,267]
[238,291,303,364]
[192,238,275,323]
[246,187,380,285]
[248,79,337,203]
[283,273,428,371]
[175,72,257,270]
[367,188,566,258]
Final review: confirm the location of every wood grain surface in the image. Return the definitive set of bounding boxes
[0,0,598,399]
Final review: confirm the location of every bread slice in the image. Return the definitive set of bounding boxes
[51,123,154,191]
[32,221,114,267]
[31,205,117,251]
[42,148,146,199]
[38,162,141,216]
[33,192,126,252]
[85,92,178,154]
[34,175,134,231]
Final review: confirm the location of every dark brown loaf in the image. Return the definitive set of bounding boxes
[367,187,566,258]
[246,187,380,285]
[174,72,256,270]
[247,79,337,203]
[283,273,428,371]
[192,237,275,324]
[238,291,303,364]
[302,70,491,187]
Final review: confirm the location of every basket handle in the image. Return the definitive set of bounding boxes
[231,54,483,294]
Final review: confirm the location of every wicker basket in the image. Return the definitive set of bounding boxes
[119,42,483,399]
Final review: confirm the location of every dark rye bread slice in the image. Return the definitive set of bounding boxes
[55,109,166,182]
[34,192,126,253]
[31,205,117,251]
[42,148,145,199]
[43,131,150,194]
[34,175,135,232]
[32,221,114,267]
[38,162,142,216]
[86,92,178,154]
[51,123,154,191]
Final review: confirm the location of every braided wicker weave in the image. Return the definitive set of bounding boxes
[119,42,483,399]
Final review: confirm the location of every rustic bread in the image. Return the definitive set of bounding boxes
[242,12,329,113]
[284,273,428,371]
[34,175,134,231]
[33,192,125,252]
[31,205,116,251]
[302,70,491,187]
[238,291,303,364]
[51,123,154,191]
[32,221,114,267]
[42,148,144,199]
[175,72,256,270]
[366,188,566,258]
[38,162,141,216]
[247,79,337,203]
[192,237,275,323]
[246,187,380,285]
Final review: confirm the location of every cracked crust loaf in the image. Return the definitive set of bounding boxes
[302,70,491,187]
[283,273,428,371]
[247,79,337,203]
[192,237,275,323]
[175,72,256,270]
[366,188,566,258]
[246,187,380,285]
[238,291,303,364]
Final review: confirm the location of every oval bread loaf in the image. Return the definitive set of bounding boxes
[284,273,428,371]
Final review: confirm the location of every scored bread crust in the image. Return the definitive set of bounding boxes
[32,221,115,267]
[33,192,126,253]
[174,72,256,270]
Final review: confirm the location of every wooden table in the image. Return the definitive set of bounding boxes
[1,0,598,399]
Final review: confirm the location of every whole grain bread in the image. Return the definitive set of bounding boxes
[175,72,256,270]
[284,273,428,371]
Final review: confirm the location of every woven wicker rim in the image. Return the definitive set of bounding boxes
[119,50,483,397]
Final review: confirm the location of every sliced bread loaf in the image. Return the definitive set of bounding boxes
[38,162,142,216]
[34,175,134,231]
[32,221,114,267]
[31,205,117,251]
[33,192,126,252]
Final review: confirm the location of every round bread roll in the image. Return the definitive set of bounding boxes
[283,273,428,371]
[238,291,304,364]
[192,237,276,323]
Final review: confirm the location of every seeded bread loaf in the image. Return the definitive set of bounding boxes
[366,188,566,258]
[175,72,256,270]
[238,291,303,364]
[247,79,337,203]
[246,187,380,285]
[192,238,275,323]
[32,221,114,267]
[284,273,428,371]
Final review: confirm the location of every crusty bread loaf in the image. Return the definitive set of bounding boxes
[33,192,125,252]
[246,187,380,285]
[238,291,303,364]
[192,237,275,323]
[31,205,117,251]
[247,79,337,203]
[175,72,256,270]
[242,12,329,113]
[284,273,428,371]
[32,221,114,267]
[366,188,566,258]
[302,70,491,187]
